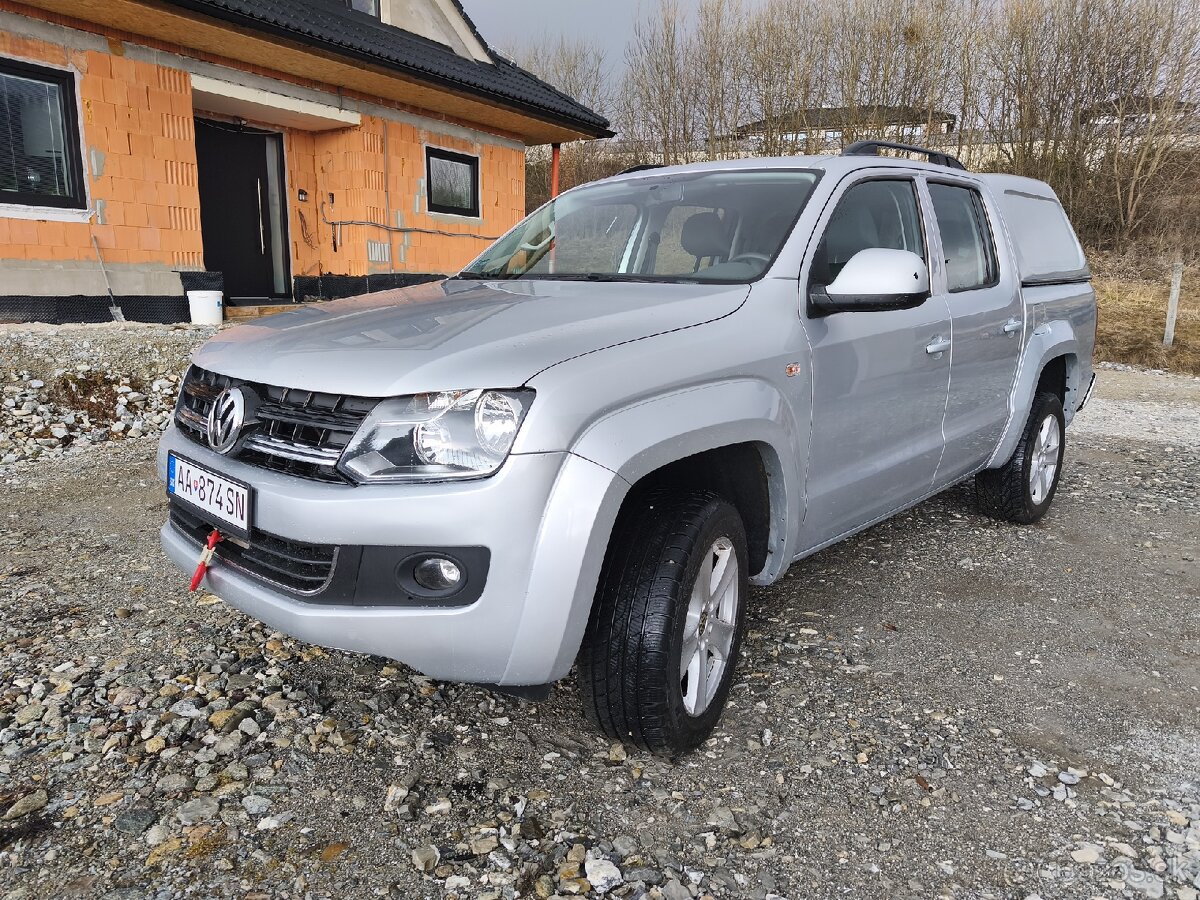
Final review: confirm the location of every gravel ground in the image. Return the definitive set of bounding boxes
[0,328,1197,900]
[1,323,215,470]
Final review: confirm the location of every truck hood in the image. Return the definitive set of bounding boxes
[192,278,750,396]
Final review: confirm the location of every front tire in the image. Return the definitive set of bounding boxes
[577,491,748,757]
[976,392,1066,524]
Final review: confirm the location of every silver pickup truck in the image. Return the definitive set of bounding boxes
[158,143,1096,755]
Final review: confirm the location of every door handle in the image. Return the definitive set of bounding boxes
[1003,318,1022,334]
[925,337,952,356]
[257,178,266,255]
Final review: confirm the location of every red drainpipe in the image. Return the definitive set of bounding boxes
[550,143,562,198]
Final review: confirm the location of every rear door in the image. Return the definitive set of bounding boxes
[924,178,1023,486]
[797,175,953,550]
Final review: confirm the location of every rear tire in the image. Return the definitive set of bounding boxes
[578,491,748,757]
[976,392,1066,524]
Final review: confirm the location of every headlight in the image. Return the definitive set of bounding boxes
[338,389,533,483]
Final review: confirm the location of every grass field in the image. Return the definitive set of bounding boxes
[1091,258,1200,375]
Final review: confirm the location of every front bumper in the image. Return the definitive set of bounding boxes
[157,424,629,685]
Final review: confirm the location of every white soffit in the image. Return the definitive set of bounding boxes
[190,75,362,131]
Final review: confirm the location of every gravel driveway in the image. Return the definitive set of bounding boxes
[0,340,1197,900]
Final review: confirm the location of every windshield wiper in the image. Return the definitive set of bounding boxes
[457,272,702,284]
[521,273,652,283]
[454,271,523,280]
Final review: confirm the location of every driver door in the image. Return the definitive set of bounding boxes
[797,176,953,551]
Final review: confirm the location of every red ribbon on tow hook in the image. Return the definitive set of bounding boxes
[189,529,223,592]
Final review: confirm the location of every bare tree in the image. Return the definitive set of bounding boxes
[619,0,699,165]
[740,0,831,156]
[824,0,964,146]
[509,0,1200,250]
[1096,0,1200,243]
[508,35,618,208]
[975,0,1107,205]
[513,34,608,113]
[690,0,749,158]
[975,0,1200,246]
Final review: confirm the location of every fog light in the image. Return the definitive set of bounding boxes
[413,557,462,592]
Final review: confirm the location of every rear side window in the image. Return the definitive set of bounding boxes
[929,183,999,292]
[810,179,924,287]
[995,189,1089,284]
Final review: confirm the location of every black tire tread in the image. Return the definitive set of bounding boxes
[578,490,737,755]
[976,392,1065,525]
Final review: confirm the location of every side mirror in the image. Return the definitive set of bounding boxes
[808,248,930,316]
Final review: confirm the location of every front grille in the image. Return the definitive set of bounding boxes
[170,503,338,595]
[175,366,377,483]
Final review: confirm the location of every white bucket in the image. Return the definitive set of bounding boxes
[186,290,224,326]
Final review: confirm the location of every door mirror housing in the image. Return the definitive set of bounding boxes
[808,248,930,316]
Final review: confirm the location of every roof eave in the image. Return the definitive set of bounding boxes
[161,0,612,141]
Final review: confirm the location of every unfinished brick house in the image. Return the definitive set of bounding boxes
[0,0,610,323]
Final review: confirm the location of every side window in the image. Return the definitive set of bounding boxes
[0,57,86,209]
[928,182,998,292]
[810,180,924,288]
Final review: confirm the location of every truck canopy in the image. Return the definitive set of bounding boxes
[980,174,1090,286]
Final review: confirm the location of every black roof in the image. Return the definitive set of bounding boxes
[161,0,612,139]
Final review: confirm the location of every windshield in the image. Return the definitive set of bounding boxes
[460,169,820,284]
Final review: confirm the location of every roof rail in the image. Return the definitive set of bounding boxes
[618,164,665,176]
[842,140,966,171]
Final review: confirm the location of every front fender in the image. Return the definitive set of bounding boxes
[500,379,803,685]
[571,378,803,584]
[987,319,1080,468]
[499,451,630,685]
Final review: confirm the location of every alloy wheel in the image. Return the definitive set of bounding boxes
[680,537,740,716]
[1029,414,1062,505]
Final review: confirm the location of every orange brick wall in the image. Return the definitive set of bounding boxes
[0,31,204,270]
[0,10,527,290]
[286,117,524,280]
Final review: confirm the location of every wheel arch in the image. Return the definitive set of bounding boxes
[618,441,779,581]
[502,380,803,686]
[988,322,1082,469]
[570,379,803,585]
[1034,353,1086,409]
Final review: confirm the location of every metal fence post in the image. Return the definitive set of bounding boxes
[1164,260,1182,349]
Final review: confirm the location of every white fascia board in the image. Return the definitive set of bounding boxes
[191,74,362,131]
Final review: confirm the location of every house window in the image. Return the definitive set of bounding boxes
[0,58,85,209]
[426,148,479,217]
[345,0,380,18]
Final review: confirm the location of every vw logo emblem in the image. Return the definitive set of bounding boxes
[207,387,245,454]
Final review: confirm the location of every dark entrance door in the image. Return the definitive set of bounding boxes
[195,119,291,302]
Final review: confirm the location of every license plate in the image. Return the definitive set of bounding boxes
[168,453,253,539]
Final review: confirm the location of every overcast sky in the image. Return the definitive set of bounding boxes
[460,0,698,67]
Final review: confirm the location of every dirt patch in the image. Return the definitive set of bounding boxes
[45,370,145,423]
